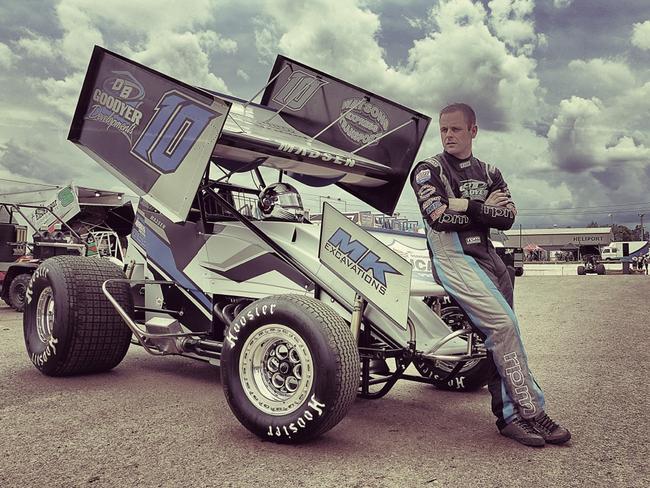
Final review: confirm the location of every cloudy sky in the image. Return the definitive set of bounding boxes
[1,0,649,229]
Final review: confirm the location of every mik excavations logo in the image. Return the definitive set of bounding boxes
[86,70,145,144]
[324,228,400,296]
[338,98,389,147]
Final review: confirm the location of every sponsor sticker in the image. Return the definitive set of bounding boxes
[429,204,447,222]
[417,184,437,200]
[86,71,146,144]
[415,169,431,184]
[460,160,471,169]
[466,236,481,245]
[459,179,489,200]
[338,98,389,147]
[424,201,443,214]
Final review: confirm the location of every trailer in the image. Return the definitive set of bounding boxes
[600,241,649,260]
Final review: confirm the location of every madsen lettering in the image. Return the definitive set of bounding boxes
[325,228,400,295]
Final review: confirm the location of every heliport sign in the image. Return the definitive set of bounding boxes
[319,202,412,329]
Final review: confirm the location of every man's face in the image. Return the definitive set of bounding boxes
[439,111,477,159]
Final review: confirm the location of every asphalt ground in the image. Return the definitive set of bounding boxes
[1,276,648,488]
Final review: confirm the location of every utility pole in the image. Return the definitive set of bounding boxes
[639,213,645,241]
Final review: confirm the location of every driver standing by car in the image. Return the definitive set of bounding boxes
[410,103,571,447]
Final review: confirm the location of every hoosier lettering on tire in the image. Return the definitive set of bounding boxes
[23,256,133,376]
[220,295,360,443]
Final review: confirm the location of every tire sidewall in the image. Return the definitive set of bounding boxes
[221,297,342,442]
[23,261,73,375]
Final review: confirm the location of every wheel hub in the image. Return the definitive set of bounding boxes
[239,324,314,416]
[35,287,55,343]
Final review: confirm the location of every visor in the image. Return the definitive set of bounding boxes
[277,193,303,209]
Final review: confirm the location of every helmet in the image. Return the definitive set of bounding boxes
[257,183,305,221]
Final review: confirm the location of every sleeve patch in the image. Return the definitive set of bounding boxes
[424,200,444,214]
[429,204,447,222]
[415,169,431,184]
[417,185,437,200]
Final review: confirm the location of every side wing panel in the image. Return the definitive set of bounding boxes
[68,46,231,222]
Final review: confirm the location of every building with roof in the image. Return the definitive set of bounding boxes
[499,227,613,257]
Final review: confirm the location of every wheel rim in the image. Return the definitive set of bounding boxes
[15,282,27,303]
[433,308,481,373]
[36,286,55,343]
[239,324,314,416]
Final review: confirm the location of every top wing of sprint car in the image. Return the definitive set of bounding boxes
[68,46,431,222]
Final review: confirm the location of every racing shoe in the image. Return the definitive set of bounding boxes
[528,412,571,444]
[499,418,545,447]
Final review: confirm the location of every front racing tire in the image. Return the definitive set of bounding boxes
[596,264,606,275]
[23,256,133,376]
[577,266,586,275]
[221,295,360,443]
[414,305,496,391]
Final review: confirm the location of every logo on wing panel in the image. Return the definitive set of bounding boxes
[324,227,400,296]
[272,70,328,111]
[85,71,146,144]
[338,98,389,147]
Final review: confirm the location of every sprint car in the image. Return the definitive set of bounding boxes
[23,47,494,443]
[577,254,606,275]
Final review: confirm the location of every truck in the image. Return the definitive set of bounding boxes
[1,185,131,310]
[600,241,649,260]
[22,46,494,443]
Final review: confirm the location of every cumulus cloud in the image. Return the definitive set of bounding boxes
[8,0,235,120]
[130,32,230,93]
[14,34,58,60]
[259,0,389,88]
[631,20,650,50]
[547,94,650,180]
[548,96,606,173]
[0,42,15,69]
[252,18,280,61]
[256,0,542,131]
[0,140,82,183]
[487,0,539,55]
[403,0,541,129]
[553,0,573,8]
[567,58,636,97]
[197,31,238,54]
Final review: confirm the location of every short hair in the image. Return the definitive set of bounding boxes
[439,103,476,129]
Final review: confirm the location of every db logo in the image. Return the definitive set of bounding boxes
[103,72,145,101]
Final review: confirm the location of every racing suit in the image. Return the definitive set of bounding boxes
[410,152,545,428]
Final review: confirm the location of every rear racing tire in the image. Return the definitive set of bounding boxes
[596,264,606,275]
[221,295,360,443]
[414,305,496,391]
[577,266,586,275]
[8,273,31,312]
[23,256,133,376]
